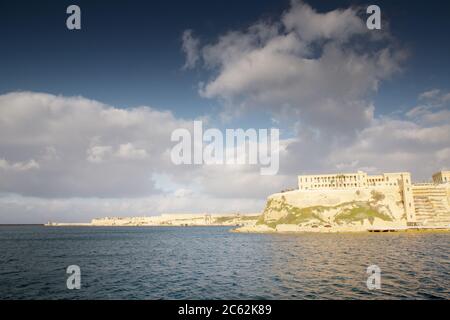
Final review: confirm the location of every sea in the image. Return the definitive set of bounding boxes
[0,225,449,299]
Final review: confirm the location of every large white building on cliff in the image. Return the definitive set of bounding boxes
[298,170,450,226]
[298,171,412,190]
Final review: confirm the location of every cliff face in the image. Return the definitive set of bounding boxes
[256,187,408,230]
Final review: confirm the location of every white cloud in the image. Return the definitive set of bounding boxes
[185,0,405,134]
[282,0,367,42]
[419,89,441,101]
[179,0,447,185]
[0,87,448,222]
[0,92,287,222]
[0,91,191,198]
[407,89,450,125]
[86,143,148,163]
[0,158,39,172]
[116,143,148,160]
[325,117,450,179]
[417,88,450,106]
[86,145,113,163]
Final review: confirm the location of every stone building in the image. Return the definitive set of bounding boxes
[298,170,450,226]
[432,171,450,184]
[297,171,413,190]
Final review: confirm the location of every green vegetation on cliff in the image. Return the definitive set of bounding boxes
[259,197,327,228]
[334,204,393,225]
[214,215,259,223]
[259,195,394,228]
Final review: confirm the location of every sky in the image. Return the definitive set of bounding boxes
[0,0,449,223]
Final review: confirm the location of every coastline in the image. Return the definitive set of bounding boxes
[45,213,260,228]
[42,221,450,234]
[232,224,450,234]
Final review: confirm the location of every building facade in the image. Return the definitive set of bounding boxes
[433,171,450,184]
[298,171,411,190]
[297,170,450,226]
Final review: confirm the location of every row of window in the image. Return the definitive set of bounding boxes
[300,182,399,189]
[434,176,449,183]
[300,175,363,183]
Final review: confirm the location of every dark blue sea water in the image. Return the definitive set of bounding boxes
[0,226,449,299]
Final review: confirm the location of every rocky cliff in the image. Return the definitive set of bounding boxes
[238,187,409,233]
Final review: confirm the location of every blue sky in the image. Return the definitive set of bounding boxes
[1,0,449,118]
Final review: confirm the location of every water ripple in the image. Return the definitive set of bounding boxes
[0,226,449,299]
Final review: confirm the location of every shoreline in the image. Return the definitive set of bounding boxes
[232,224,450,234]
[44,223,239,228]
[3,223,449,234]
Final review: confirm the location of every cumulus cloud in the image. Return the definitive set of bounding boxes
[0,90,447,222]
[179,0,447,183]
[282,0,367,41]
[184,0,406,134]
[326,117,450,178]
[0,92,290,222]
[0,91,191,198]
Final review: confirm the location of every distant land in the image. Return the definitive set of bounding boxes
[47,170,450,234]
[46,213,260,228]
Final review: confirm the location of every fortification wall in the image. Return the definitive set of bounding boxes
[412,184,450,226]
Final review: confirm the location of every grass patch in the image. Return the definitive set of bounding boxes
[259,196,393,227]
[335,204,393,224]
[261,197,327,227]
[215,215,259,223]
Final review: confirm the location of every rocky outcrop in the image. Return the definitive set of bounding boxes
[238,187,408,233]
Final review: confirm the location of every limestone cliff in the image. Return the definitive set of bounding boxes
[254,187,408,231]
